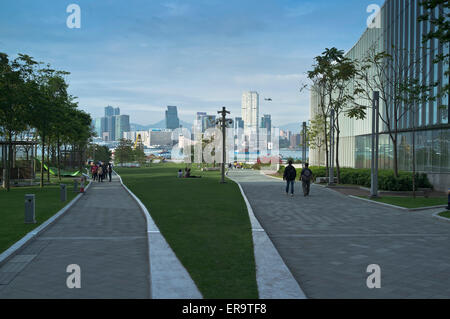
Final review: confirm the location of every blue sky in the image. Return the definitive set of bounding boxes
[0,0,384,127]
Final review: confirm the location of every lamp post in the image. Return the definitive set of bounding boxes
[217,107,231,184]
[329,109,335,185]
[370,91,380,198]
[302,122,307,167]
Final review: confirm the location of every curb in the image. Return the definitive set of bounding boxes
[227,174,307,299]
[348,195,409,211]
[348,195,447,212]
[114,170,203,299]
[0,180,93,267]
[432,211,450,223]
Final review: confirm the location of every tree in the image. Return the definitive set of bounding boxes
[306,48,360,182]
[114,139,134,165]
[133,148,147,166]
[87,144,112,164]
[0,53,37,191]
[307,114,328,167]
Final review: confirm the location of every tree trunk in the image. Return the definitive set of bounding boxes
[323,120,329,177]
[47,139,50,182]
[57,136,61,181]
[392,131,398,177]
[6,134,13,192]
[412,125,416,198]
[40,134,45,188]
[336,129,341,184]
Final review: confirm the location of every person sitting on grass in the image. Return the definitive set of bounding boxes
[185,168,201,178]
[177,169,183,178]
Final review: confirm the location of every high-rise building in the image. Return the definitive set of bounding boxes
[115,115,130,141]
[104,106,114,117]
[94,118,103,138]
[107,116,116,141]
[242,91,259,131]
[202,115,216,131]
[309,0,449,191]
[114,107,120,116]
[234,117,244,130]
[165,106,180,130]
[194,112,207,132]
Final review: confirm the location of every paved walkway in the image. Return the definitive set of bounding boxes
[228,170,450,299]
[0,175,150,298]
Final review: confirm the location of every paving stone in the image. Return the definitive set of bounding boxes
[229,170,450,299]
[0,175,150,299]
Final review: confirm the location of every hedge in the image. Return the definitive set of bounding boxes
[277,166,432,191]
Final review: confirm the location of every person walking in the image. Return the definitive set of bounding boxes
[97,165,103,183]
[283,160,297,197]
[300,163,313,197]
[91,164,97,181]
[108,162,113,182]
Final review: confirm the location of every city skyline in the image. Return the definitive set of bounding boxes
[0,0,384,126]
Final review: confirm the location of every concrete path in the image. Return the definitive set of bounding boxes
[0,175,150,298]
[228,170,450,299]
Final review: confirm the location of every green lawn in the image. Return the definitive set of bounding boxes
[439,211,450,219]
[0,182,78,254]
[116,164,258,299]
[360,196,447,209]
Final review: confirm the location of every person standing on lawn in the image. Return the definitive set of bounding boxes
[283,160,297,197]
[300,163,313,196]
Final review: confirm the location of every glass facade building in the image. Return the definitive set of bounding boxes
[165,106,180,130]
[310,0,449,191]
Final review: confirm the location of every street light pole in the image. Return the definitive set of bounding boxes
[218,107,230,184]
[370,91,380,198]
[302,122,307,166]
[329,110,335,185]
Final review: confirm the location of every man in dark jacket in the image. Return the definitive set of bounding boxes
[283,160,297,197]
[300,163,313,196]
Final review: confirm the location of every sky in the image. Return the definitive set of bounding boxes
[0,0,384,127]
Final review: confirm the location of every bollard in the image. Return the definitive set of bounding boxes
[60,184,67,202]
[25,194,36,224]
[73,179,79,193]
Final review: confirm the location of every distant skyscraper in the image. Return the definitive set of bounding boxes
[202,115,216,131]
[105,106,114,117]
[261,114,272,143]
[115,115,130,140]
[107,116,116,141]
[114,107,120,116]
[234,117,244,130]
[241,91,259,131]
[194,112,207,132]
[165,106,180,130]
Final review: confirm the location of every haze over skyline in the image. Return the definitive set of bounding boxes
[0,0,384,126]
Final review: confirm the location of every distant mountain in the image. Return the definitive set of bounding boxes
[130,120,193,131]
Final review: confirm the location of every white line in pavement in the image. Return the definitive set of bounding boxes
[114,170,203,299]
[270,234,450,238]
[227,173,307,299]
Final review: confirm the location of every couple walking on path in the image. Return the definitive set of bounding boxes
[283,160,313,197]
